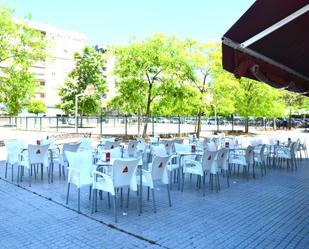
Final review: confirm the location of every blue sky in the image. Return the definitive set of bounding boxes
[4,0,255,46]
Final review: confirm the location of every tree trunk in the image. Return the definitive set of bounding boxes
[196,112,201,138]
[273,118,277,130]
[80,115,83,128]
[143,81,153,137]
[245,117,249,133]
[288,109,292,130]
[142,98,151,137]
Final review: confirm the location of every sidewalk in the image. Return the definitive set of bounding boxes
[1,157,309,249]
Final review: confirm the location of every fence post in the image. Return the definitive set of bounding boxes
[40,117,42,131]
[15,117,17,130]
[26,117,28,130]
[56,117,59,132]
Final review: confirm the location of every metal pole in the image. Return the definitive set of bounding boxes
[125,115,128,136]
[75,95,78,133]
[100,108,103,136]
[152,116,154,136]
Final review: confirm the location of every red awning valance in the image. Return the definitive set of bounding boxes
[222,0,309,96]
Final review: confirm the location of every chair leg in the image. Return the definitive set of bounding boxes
[120,188,123,209]
[29,168,31,187]
[91,189,96,214]
[66,183,70,204]
[226,170,230,187]
[17,165,20,186]
[217,173,220,191]
[5,162,8,178]
[78,188,80,213]
[147,187,150,201]
[203,173,206,196]
[41,164,43,180]
[11,164,14,182]
[127,188,130,208]
[151,188,156,213]
[89,186,92,201]
[113,194,117,223]
[167,184,171,207]
[107,192,111,208]
[62,166,66,180]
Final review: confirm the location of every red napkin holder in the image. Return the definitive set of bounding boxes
[106,152,111,162]
[191,145,196,152]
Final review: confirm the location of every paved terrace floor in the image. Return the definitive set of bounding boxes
[0,158,309,249]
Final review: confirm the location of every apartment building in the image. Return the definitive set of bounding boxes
[22,19,86,115]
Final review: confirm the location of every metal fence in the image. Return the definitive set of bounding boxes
[0,115,275,136]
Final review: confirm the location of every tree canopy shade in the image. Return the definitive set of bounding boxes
[0,5,46,115]
[222,0,309,96]
[57,46,107,116]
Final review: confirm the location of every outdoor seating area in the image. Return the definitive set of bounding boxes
[2,134,308,222]
[1,132,309,248]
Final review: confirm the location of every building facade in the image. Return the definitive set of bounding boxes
[23,19,86,115]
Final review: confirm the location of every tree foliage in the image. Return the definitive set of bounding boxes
[0,5,46,115]
[27,99,46,115]
[112,34,190,136]
[57,46,107,115]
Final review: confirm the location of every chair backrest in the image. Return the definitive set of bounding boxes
[40,137,56,147]
[204,141,217,151]
[174,143,191,154]
[201,150,218,174]
[28,144,50,165]
[102,147,122,160]
[78,138,92,151]
[173,139,184,144]
[216,148,228,170]
[105,141,121,150]
[151,155,170,181]
[128,140,138,157]
[5,140,24,164]
[62,143,81,163]
[151,144,168,157]
[66,150,93,178]
[160,140,174,155]
[150,136,160,144]
[136,137,146,152]
[112,159,140,188]
[259,144,267,161]
[100,137,115,146]
[245,145,254,164]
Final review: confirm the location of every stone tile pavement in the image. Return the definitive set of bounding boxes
[0,158,309,249]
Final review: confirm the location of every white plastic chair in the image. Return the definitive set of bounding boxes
[127,140,138,157]
[216,148,230,187]
[92,158,140,222]
[19,144,50,186]
[229,146,254,179]
[65,150,94,212]
[53,143,81,180]
[160,140,174,155]
[4,140,24,181]
[105,141,121,150]
[78,138,93,151]
[253,144,267,176]
[138,155,171,212]
[183,150,219,195]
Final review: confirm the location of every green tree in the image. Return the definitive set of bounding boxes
[57,46,107,118]
[27,99,46,115]
[235,78,285,133]
[112,34,189,136]
[0,5,46,115]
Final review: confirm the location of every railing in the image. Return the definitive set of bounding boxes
[0,115,280,136]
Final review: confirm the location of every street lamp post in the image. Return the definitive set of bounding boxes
[75,93,84,133]
[75,84,95,134]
